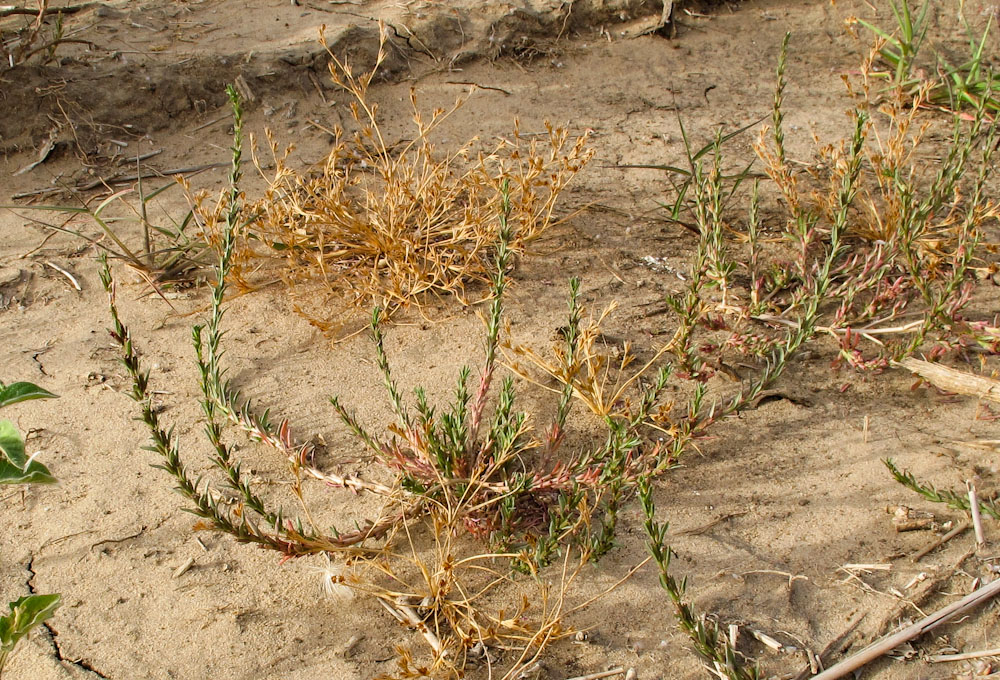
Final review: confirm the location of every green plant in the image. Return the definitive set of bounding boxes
[0,380,59,676]
[885,458,1000,520]
[606,29,1000,677]
[640,476,759,680]
[5,176,212,293]
[636,30,1000,379]
[1,2,74,72]
[851,0,1000,115]
[103,77,827,676]
[0,381,56,485]
[0,594,61,678]
[100,22,1000,678]
[618,116,762,236]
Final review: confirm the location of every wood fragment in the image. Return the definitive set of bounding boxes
[172,557,195,579]
[379,598,443,656]
[341,633,363,658]
[807,648,819,674]
[234,74,256,103]
[752,629,784,652]
[841,563,892,572]
[894,518,934,532]
[119,149,163,164]
[191,115,229,132]
[927,647,1000,663]
[13,131,57,176]
[897,358,1000,403]
[969,480,986,547]
[565,668,625,680]
[810,577,1000,680]
[307,71,328,103]
[0,2,97,17]
[913,522,970,562]
[445,80,513,95]
[638,0,676,37]
[44,261,81,290]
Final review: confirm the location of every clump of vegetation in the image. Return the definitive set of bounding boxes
[102,10,1000,680]
[104,78,824,675]
[0,380,60,677]
[610,12,999,675]
[639,28,998,386]
[6,177,211,297]
[193,24,591,335]
[848,0,1000,115]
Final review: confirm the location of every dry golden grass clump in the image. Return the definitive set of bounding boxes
[196,26,591,333]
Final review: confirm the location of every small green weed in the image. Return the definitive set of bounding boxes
[0,380,60,677]
[0,381,56,485]
[5,177,211,294]
[0,594,61,678]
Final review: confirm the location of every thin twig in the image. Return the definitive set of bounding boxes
[445,80,512,95]
[754,314,923,336]
[565,668,626,680]
[191,115,229,132]
[12,162,228,199]
[969,480,986,547]
[912,521,970,562]
[0,3,96,17]
[44,260,80,290]
[928,647,1000,663]
[811,577,1000,680]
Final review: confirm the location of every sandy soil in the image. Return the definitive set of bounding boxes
[2,1,1000,679]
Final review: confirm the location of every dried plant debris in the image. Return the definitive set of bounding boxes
[193,25,591,334]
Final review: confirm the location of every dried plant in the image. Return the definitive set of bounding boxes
[615,28,1000,676]
[193,24,591,335]
[99,17,1000,679]
[1,1,72,72]
[106,79,811,676]
[503,284,670,419]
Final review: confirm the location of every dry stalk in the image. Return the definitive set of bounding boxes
[193,24,591,335]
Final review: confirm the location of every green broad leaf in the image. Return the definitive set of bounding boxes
[0,420,26,469]
[0,594,61,652]
[0,458,56,485]
[0,421,55,485]
[0,382,57,409]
